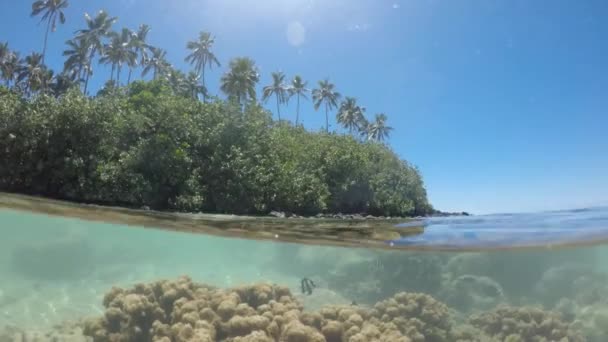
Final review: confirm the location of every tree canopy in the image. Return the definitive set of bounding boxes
[0,81,433,216]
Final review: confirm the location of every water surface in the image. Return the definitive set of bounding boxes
[2,194,608,341]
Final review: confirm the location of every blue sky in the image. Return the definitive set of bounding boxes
[1,0,607,214]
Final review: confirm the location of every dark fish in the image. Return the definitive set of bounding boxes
[300,278,316,295]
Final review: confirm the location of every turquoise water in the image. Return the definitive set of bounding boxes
[2,204,608,341]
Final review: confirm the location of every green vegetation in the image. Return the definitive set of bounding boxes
[0,1,434,217]
[0,82,431,216]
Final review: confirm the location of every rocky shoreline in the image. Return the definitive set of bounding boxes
[267,210,471,220]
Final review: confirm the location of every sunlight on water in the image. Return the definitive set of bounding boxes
[2,203,608,340]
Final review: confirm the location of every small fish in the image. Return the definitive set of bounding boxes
[300,278,316,295]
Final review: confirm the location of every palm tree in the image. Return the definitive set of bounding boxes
[366,113,393,142]
[49,71,78,96]
[312,79,341,132]
[164,67,187,95]
[1,52,21,88]
[17,52,49,94]
[142,47,169,80]
[63,38,90,86]
[100,28,137,85]
[185,31,220,102]
[262,71,288,121]
[0,43,15,87]
[31,0,69,64]
[337,97,366,134]
[127,24,151,85]
[75,10,117,94]
[0,42,9,62]
[288,75,309,126]
[183,71,206,100]
[220,57,260,108]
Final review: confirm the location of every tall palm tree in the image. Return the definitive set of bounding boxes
[220,57,260,108]
[142,47,169,80]
[63,38,90,86]
[312,79,341,132]
[337,97,366,134]
[185,31,220,102]
[17,52,49,94]
[31,0,69,64]
[75,10,117,94]
[0,42,9,63]
[100,28,137,85]
[183,71,206,100]
[49,71,78,96]
[1,51,21,88]
[127,24,151,85]
[367,113,393,142]
[288,75,309,126]
[0,43,14,87]
[262,71,288,121]
[164,67,187,95]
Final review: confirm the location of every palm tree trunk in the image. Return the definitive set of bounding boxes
[84,48,96,95]
[296,95,300,126]
[276,96,281,121]
[117,65,122,86]
[325,103,329,133]
[84,71,90,95]
[110,64,115,82]
[127,68,133,85]
[42,16,52,64]
[201,67,206,103]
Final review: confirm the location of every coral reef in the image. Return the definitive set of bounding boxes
[438,275,505,313]
[468,305,585,342]
[443,249,598,301]
[83,276,456,342]
[534,263,606,307]
[325,252,444,304]
[571,304,608,342]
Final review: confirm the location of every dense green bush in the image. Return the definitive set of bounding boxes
[0,81,433,216]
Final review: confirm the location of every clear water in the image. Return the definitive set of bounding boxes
[2,198,608,341]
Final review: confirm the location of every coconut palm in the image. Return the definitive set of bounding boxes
[164,67,187,95]
[181,71,206,100]
[49,71,78,96]
[262,71,288,121]
[75,10,117,94]
[366,113,393,142]
[127,24,151,85]
[1,54,21,88]
[337,97,366,134]
[185,31,220,102]
[312,79,341,132]
[31,0,69,64]
[17,52,49,94]
[220,57,260,108]
[142,47,169,80]
[0,42,9,62]
[1,43,20,87]
[62,38,90,86]
[288,75,309,126]
[100,28,137,85]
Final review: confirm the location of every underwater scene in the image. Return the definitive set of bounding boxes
[2,197,608,342]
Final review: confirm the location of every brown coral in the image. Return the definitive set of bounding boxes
[83,276,461,342]
[469,305,586,342]
[83,276,309,342]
